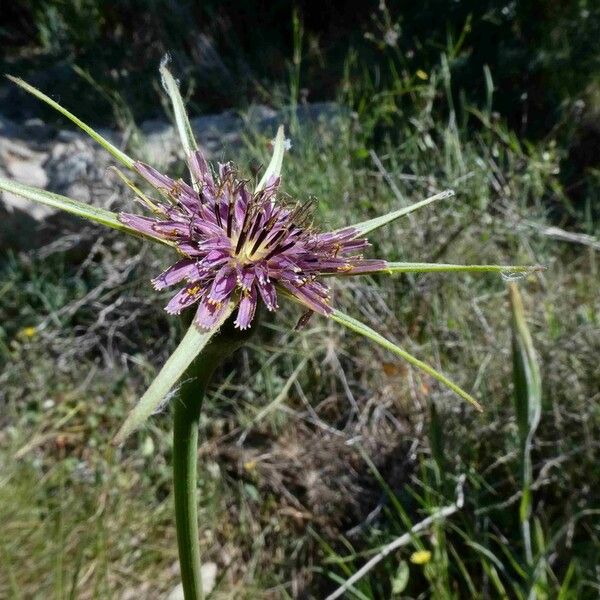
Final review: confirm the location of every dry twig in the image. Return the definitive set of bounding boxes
[324,475,466,600]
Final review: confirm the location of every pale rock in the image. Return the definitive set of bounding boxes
[0,137,50,219]
[166,562,218,599]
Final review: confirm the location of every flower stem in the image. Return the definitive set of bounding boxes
[172,355,216,600]
[172,314,256,600]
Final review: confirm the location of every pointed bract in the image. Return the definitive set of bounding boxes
[159,58,199,157]
[0,176,171,247]
[330,307,483,411]
[323,261,542,277]
[256,125,286,193]
[345,189,455,238]
[7,76,135,169]
[113,302,234,444]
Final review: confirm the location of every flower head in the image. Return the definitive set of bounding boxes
[410,549,432,565]
[19,326,37,339]
[120,151,385,330]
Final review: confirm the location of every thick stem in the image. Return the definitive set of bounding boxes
[172,312,256,600]
[172,355,218,600]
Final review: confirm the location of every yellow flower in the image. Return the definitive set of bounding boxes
[410,549,432,565]
[20,326,37,338]
[416,69,428,81]
[243,460,257,473]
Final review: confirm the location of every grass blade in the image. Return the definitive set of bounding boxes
[343,189,455,238]
[7,75,135,169]
[113,303,235,444]
[329,308,482,411]
[509,283,542,565]
[557,561,577,600]
[256,125,285,193]
[159,58,198,158]
[0,176,172,246]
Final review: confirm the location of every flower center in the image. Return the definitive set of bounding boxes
[233,237,271,264]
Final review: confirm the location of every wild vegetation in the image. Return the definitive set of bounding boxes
[1,2,599,598]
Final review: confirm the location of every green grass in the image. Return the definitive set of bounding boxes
[1,53,600,599]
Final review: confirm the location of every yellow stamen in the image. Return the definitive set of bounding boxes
[337,264,353,272]
[169,180,183,198]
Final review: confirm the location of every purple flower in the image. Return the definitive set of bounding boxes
[120,152,386,330]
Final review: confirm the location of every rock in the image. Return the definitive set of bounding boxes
[0,137,51,225]
[140,105,279,165]
[1,138,48,187]
[45,138,103,201]
[140,119,180,165]
[0,131,117,251]
[166,562,218,599]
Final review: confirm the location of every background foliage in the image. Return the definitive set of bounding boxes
[2,1,600,130]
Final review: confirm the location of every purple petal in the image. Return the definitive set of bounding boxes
[194,297,231,330]
[308,279,329,297]
[236,267,255,291]
[336,239,370,253]
[251,264,266,284]
[119,213,162,237]
[151,220,192,238]
[234,186,252,229]
[135,161,176,190]
[315,227,360,244]
[197,236,232,252]
[281,281,331,315]
[176,186,201,213]
[334,259,389,275]
[191,217,224,237]
[164,284,203,315]
[198,250,230,270]
[177,241,203,257]
[188,150,215,191]
[207,264,236,303]
[301,258,351,272]
[152,259,198,290]
[256,279,278,311]
[234,286,258,330]
[267,254,301,273]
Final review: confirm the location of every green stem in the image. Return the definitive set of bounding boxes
[172,353,219,600]
[172,314,256,600]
